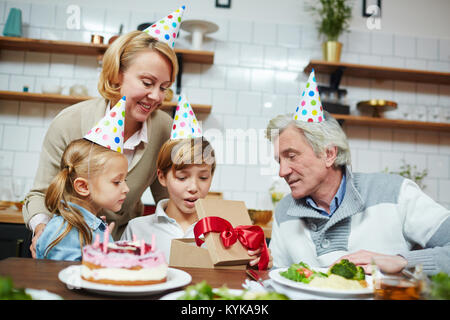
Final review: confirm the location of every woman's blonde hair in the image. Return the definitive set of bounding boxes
[98,30,179,103]
[44,139,125,257]
[157,137,216,176]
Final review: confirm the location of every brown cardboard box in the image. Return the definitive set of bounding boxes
[168,199,253,269]
[195,199,253,266]
[169,238,246,270]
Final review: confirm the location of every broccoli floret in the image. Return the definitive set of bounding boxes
[355,266,366,280]
[330,262,355,279]
[329,259,364,280]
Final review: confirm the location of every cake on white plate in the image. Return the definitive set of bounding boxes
[81,237,168,286]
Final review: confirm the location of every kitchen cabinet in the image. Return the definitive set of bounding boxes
[0,209,31,260]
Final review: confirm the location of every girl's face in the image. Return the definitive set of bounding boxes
[158,164,213,215]
[89,155,129,213]
[119,49,172,124]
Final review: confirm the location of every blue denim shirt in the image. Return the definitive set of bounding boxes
[36,202,113,261]
[305,173,346,217]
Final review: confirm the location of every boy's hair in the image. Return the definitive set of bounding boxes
[44,138,125,257]
[157,137,216,176]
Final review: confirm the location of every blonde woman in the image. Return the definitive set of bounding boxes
[24,30,179,256]
[36,139,129,260]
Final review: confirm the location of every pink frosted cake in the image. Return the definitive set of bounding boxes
[81,240,168,286]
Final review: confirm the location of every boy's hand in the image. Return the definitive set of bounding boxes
[248,247,273,269]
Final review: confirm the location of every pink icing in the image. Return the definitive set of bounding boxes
[82,240,167,269]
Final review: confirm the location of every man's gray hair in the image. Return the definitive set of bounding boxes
[265,111,351,168]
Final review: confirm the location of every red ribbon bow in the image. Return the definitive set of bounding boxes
[193,216,269,270]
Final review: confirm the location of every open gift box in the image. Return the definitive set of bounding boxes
[169,199,268,270]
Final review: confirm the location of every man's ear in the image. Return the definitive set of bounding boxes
[324,146,338,168]
[73,177,90,197]
[157,169,167,187]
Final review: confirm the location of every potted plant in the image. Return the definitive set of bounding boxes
[308,0,353,62]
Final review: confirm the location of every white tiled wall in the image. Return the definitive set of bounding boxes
[0,0,449,210]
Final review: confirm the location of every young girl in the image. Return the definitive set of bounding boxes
[36,139,129,261]
[121,137,215,260]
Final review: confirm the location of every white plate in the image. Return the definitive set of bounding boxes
[25,288,63,300]
[269,268,373,297]
[58,265,191,297]
[160,288,244,300]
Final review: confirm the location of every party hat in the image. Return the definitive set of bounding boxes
[293,69,324,123]
[171,94,202,140]
[84,96,126,153]
[143,5,186,48]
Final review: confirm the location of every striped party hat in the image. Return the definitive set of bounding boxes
[293,69,324,123]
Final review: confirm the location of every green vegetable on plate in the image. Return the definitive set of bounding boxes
[177,280,289,300]
[0,276,32,300]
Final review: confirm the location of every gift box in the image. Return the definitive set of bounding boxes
[169,199,262,269]
[169,238,246,270]
[195,199,254,266]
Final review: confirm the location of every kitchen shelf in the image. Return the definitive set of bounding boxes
[332,113,450,132]
[0,36,214,64]
[0,91,212,114]
[305,60,450,85]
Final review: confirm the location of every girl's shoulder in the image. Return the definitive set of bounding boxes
[36,215,82,260]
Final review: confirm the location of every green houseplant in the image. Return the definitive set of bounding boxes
[307,0,353,62]
[383,160,428,190]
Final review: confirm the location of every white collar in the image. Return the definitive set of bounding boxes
[155,199,174,222]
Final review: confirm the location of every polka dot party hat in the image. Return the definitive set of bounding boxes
[143,5,186,48]
[293,69,324,123]
[84,96,126,153]
[171,94,202,140]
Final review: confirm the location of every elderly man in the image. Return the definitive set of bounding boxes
[265,72,450,275]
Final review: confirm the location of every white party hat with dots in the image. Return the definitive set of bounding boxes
[293,69,324,123]
[84,96,126,153]
[171,94,202,140]
[143,5,186,48]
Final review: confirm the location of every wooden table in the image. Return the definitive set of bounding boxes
[0,257,269,300]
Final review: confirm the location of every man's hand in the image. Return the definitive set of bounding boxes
[30,223,46,258]
[336,250,408,274]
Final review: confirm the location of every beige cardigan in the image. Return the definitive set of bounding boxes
[22,98,171,239]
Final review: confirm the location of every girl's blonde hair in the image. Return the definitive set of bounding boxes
[98,30,179,103]
[157,137,216,176]
[44,139,125,257]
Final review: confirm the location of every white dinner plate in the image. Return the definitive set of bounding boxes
[25,288,63,300]
[269,268,373,297]
[160,288,244,300]
[58,265,192,297]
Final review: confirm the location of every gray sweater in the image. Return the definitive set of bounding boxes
[269,167,450,275]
